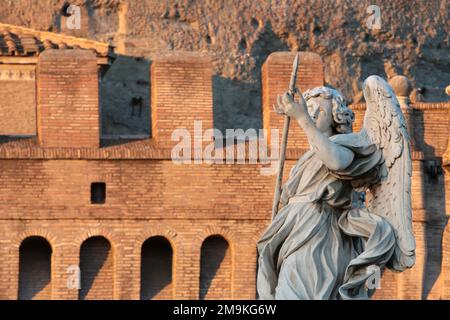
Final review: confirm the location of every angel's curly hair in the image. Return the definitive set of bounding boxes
[302,86,354,134]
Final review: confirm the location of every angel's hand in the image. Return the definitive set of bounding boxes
[273,89,307,120]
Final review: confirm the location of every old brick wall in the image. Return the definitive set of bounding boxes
[0,218,264,300]
[0,160,274,220]
[37,49,99,148]
[0,65,36,135]
[0,49,448,300]
[0,156,270,299]
[151,52,213,149]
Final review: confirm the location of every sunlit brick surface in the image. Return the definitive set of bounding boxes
[0,49,448,300]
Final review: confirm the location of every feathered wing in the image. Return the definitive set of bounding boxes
[361,75,416,272]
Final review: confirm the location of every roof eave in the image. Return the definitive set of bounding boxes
[0,55,113,66]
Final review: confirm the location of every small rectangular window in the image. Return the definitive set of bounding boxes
[91,182,106,204]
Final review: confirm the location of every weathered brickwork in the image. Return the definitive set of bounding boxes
[151,53,213,149]
[0,160,275,220]
[0,65,36,135]
[37,49,100,148]
[0,219,263,300]
[0,47,448,300]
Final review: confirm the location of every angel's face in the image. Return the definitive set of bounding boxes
[306,97,333,136]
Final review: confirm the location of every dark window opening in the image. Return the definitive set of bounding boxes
[18,236,52,300]
[140,236,173,300]
[91,182,106,204]
[79,236,113,300]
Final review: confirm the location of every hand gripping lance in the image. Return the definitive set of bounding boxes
[271,53,300,220]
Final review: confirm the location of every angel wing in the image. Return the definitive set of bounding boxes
[361,75,416,272]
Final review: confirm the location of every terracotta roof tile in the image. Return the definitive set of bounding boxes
[0,23,114,58]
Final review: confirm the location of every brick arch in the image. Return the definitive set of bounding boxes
[73,228,120,250]
[78,234,115,300]
[195,225,236,249]
[195,226,236,281]
[17,235,53,300]
[137,226,177,300]
[75,228,119,300]
[10,230,57,300]
[135,225,178,250]
[13,229,57,251]
[197,226,235,300]
[199,233,233,300]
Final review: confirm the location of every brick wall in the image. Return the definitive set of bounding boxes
[37,49,99,148]
[0,65,36,135]
[412,103,450,156]
[0,154,445,300]
[0,160,274,220]
[151,52,213,149]
[0,50,449,300]
[0,159,268,300]
[372,270,399,300]
[0,219,264,300]
[262,51,324,150]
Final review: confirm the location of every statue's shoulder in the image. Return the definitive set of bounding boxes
[329,132,366,148]
[329,131,377,156]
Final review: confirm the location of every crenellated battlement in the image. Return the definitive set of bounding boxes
[0,28,449,300]
[37,49,100,148]
[151,52,214,148]
[0,42,448,161]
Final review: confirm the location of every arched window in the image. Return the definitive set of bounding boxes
[18,236,52,300]
[79,236,113,300]
[140,236,173,300]
[199,235,231,300]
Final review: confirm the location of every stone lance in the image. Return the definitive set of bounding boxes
[271,53,300,220]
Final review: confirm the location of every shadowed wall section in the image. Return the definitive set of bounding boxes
[140,236,173,300]
[79,236,114,300]
[199,235,232,300]
[18,236,52,300]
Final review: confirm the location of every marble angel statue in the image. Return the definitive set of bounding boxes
[257,75,416,300]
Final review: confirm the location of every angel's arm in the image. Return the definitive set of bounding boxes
[278,92,354,171]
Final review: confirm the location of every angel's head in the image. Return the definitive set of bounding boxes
[303,86,354,135]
